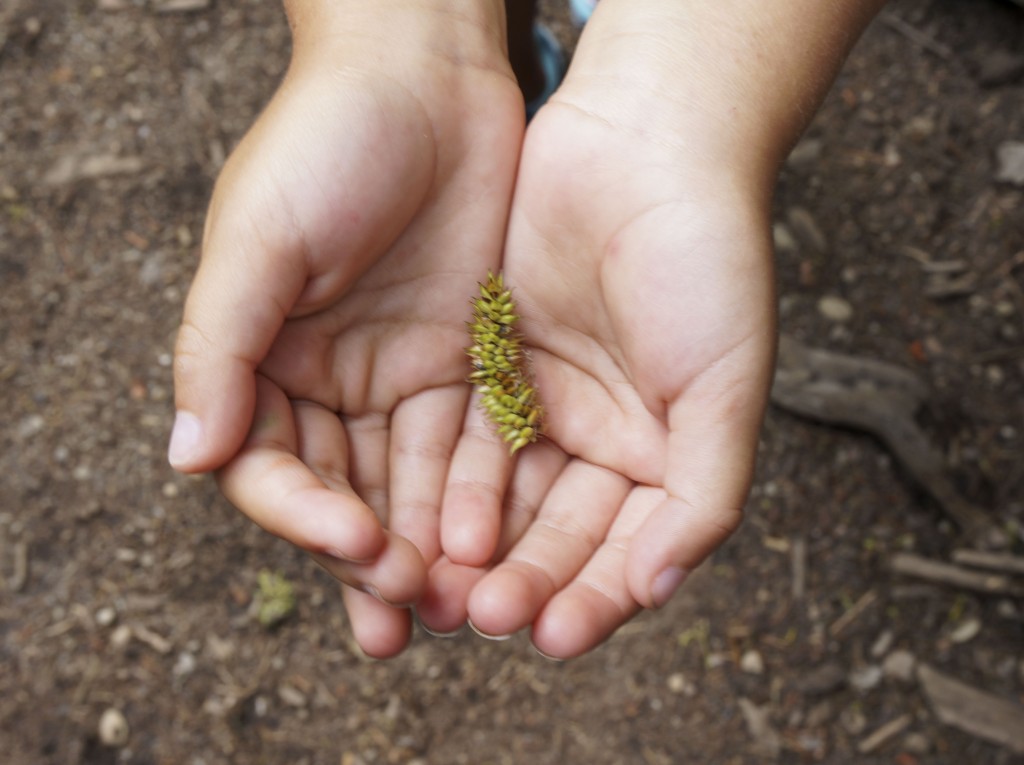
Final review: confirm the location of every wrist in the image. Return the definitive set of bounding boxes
[283,0,510,77]
[558,0,885,197]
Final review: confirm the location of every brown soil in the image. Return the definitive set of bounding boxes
[2,1,1022,763]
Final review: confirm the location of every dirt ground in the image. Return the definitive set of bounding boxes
[2,0,1023,763]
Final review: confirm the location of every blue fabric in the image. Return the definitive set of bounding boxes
[526,23,567,120]
[568,0,597,26]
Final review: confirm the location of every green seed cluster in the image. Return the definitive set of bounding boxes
[467,271,542,455]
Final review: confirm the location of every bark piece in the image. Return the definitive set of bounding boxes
[918,663,1024,754]
[738,698,781,758]
[771,335,993,537]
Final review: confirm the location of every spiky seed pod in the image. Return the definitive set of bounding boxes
[466,272,542,455]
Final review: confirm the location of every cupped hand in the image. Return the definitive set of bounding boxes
[429,80,778,658]
[170,4,523,657]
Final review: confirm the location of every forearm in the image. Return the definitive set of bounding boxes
[282,0,509,74]
[561,0,887,196]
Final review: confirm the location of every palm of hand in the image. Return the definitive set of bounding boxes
[430,103,777,658]
[196,61,525,657]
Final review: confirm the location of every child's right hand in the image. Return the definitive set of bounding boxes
[169,0,522,657]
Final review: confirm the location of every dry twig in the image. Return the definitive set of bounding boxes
[891,552,1024,597]
[951,549,1024,576]
[879,13,952,59]
[858,713,914,754]
[829,590,878,637]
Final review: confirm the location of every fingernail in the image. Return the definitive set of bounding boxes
[168,411,202,468]
[362,583,386,603]
[651,566,688,609]
[361,584,414,609]
[467,618,512,642]
[532,645,566,663]
[418,621,463,639]
[323,548,377,566]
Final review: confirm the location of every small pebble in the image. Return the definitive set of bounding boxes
[994,300,1016,317]
[995,141,1024,186]
[176,224,193,247]
[796,662,846,696]
[110,625,132,649]
[23,16,43,39]
[995,656,1017,680]
[848,664,883,692]
[139,256,164,287]
[870,630,894,658]
[773,223,798,253]
[98,708,129,747]
[882,650,917,682]
[996,599,1019,619]
[818,295,854,322]
[902,732,931,754]
[17,414,45,439]
[278,684,307,708]
[740,650,765,675]
[667,673,687,693]
[904,115,936,141]
[948,617,981,644]
[805,699,835,727]
[840,705,867,736]
[253,695,269,718]
[206,634,235,661]
[173,651,197,677]
[787,138,823,167]
[787,207,828,253]
[95,606,117,627]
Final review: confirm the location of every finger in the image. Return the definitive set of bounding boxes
[415,557,486,636]
[341,585,413,659]
[312,530,425,607]
[420,444,565,637]
[217,377,385,562]
[389,385,467,566]
[626,371,766,609]
[170,184,307,474]
[442,399,568,566]
[294,403,427,604]
[466,461,630,638]
[530,487,663,659]
[440,401,515,566]
[492,439,569,558]
[344,411,391,521]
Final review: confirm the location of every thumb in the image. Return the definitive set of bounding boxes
[169,192,307,473]
[626,346,771,608]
